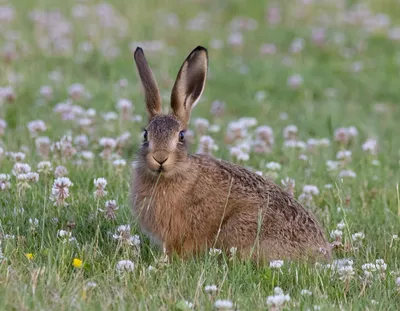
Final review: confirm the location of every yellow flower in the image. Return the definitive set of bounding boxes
[72,258,83,268]
[25,253,34,260]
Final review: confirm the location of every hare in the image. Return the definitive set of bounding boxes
[131,46,331,262]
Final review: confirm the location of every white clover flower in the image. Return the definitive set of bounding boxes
[54,165,68,177]
[94,177,107,198]
[362,138,378,155]
[50,177,73,207]
[336,150,352,161]
[326,160,340,171]
[37,161,53,174]
[283,125,298,140]
[362,263,377,278]
[204,285,218,293]
[269,260,284,269]
[209,248,222,256]
[339,170,357,178]
[283,140,307,150]
[300,289,312,296]
[116,98,133,111]
[337,220,345,230]
[396,277,400,287]
[116,260,135,272]
[303,185,320,196]
[375,259,387,272]
[27,120,47,137]
[113,159,126,170]
[352,232,365,242]
[12,162,31,175]
[330,229,343,239]
[266,162,281,171]
[0,174,11,191]
[266,287,291,308]
[194,117,210,134]
[214,299,234,311]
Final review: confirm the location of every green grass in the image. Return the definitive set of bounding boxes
[1,0,400,310]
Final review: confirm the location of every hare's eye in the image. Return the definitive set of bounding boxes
[179,131,185,142]
[143,130,148,142]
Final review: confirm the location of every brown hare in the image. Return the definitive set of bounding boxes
[131,46,331,262]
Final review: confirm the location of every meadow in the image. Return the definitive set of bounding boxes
[1,0,400,310]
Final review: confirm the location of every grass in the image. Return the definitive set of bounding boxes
[1,0,400,310]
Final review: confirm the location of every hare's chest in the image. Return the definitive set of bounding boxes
[135,188,188,246]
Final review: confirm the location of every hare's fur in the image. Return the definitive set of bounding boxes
[131,46,331,262]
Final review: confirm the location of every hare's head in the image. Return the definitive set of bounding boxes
[133,46,208,177]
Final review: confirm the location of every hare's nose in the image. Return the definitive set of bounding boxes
[152,151,169,165]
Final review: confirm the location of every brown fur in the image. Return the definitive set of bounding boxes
[131,46,331,262]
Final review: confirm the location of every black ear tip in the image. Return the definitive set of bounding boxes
[134,47,144,56]
[194,46,207,53]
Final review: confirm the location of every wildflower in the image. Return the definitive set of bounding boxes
[35,137,51,158]
[352,232,365,242]
[326,160,340,171]
[37,161,53,175]
[197,136,218,155]
[204,285,218,293]
[339,170,357,178]
[362,138,378,155]
[194,118,210,134]
[337,260,355,281]
[210,100,225,118]
[266,162,281,171]
[334,127,358,145]
[94,178,107,198]
[57,230,77,244]
[50,177,73,207]
[112,225,140,248]
[0,119,7,136]
[396,276,400,287]
[266,287,291,309]
[287,74,303,89]
[116,259,135,272]
[54,165,68,177]
[0,174,11,191]
[116,98,133,120]
[362,263,377,278]
[99,200,119,220]
[12,162,31,175]
[51,136,77,160]
[214,299,234,311]
[303,185,320,196]
[68,83,85,100]
[283,125,298,140]
[330,229,343,240]
[25,253,34,260]
[337,220,345,230]
[99,137,116,159]
[300,289,312,296]
[73,258,83,268]
[29,218,39,231]
[270,260,284,269]
[39,85,53,100]
[209,248,222,256]
[229,247,237,258]
[27,120,47,137]
[281,177,295,196]
[336,150,352,162]
[283,140,307,150]
[375,259,387,273]
[113,159,126,172]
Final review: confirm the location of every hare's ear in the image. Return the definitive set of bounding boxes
[134,47,162,119]
[171,46,208,127]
